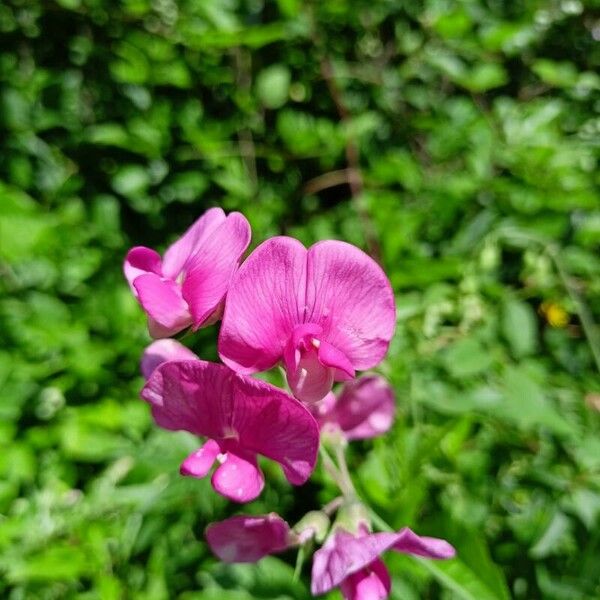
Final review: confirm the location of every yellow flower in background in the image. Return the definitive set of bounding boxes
[539,301,569,328]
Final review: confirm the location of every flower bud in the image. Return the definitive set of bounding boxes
[293,510,330,543]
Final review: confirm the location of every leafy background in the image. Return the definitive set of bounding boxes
[1,0,599,598]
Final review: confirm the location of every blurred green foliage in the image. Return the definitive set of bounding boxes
[1,0,600,598]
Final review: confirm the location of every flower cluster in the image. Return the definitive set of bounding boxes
[126,208,455,599]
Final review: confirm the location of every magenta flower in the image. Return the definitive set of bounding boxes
[311,527,455,600]
[206,512,326,563]
[218,237,396,404]
[124,208,251,338]
[206,514,296,563]
[140,338,199,380]
[315,376,395,441]
[141,360,320,503]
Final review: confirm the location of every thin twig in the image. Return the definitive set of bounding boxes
[303,168,352,195]
[232,47,258,190]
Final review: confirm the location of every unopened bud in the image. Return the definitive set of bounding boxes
[293,510,330,544]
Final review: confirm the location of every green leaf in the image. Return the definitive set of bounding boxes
[112,165,150,197]
[256,65,291,109]
[498,366,575,437]
[532,60,579,88]
[7,546,91,582]
[442,338,493,379]
[458,63,508,92]
[501,297,538,358]
[417,557,505,600]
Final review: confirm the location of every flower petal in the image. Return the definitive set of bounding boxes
[124,246,162,295]
[219,236,308,374]
[287,346,334,405]
[211,449,264,503]
[231,372,320,485]
[140,360,320,487]
[140,339,199,380]
[392,528,456,559]
[305,240,396,370]
[180,439,220,478]
[282,323,323,375]
[318,340,355,379]
[182,212,251,329]
[339,559,391,600]
[320,376,395,441]
[206,514,292,563]
[161,207,226,279]
[133,273,191,337]
[141,360,232,437]
[311,530,400,595]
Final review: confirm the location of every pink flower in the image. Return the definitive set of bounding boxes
[124,208,251,338]
[311,527,455,600]
[141,360,320,503]
[140,339,199,380]
[206,514,295,563]
[206,511,327,563]
[315,376,395,441]
[218,237,396,405]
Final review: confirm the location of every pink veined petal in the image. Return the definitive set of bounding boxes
[305,240,396,370]
[140,339,199,380]
[211,449,264,503]
[182,212,251,329]
[339,559,391,600]
[311,530,407,595]
[141,360,231,437]
[133,273,192,337]
[317,340,355,379]
[205,514,292,563]
[123,246,162,296]
[180,439,221,478]
[161,207,226,279]
[140,361,320,488]
[392,528,456,559]
[219,236,308,374]
[320,376,395,441]
[230,372,320,485]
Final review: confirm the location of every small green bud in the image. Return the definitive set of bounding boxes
[293,510,330,544]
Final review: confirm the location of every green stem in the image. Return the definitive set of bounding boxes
[318,445,346,493]
[322,496,344,516]
[547,244,600,374]
[333,442,357,499]
[293,545,305,583]
[494,229,600,375]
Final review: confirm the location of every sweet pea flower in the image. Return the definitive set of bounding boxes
[219,237,396,405]
[312,526,455,600]
[206,514,297,563]
[206,511,329,563]
[141,360,319,503]
[315,375,395,441]
[140,338,199,380]
[124,208,251,338]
